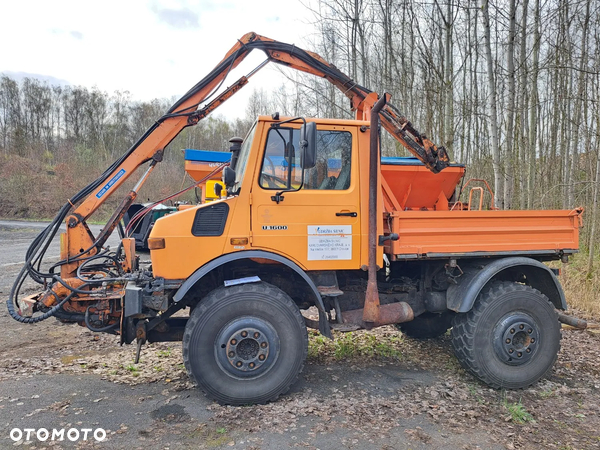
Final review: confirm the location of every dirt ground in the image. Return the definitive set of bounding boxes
[1,221,600,449]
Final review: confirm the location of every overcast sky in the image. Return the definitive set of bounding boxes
[0,0,316,120]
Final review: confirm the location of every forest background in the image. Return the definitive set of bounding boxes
[1,0,599,314]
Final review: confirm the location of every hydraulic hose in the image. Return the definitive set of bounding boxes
[6,276,81,324]
[84,306,119,333]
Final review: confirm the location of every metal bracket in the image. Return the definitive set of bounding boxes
[271,193,285,203]
[134,321,147,364]
[378,233,399,246]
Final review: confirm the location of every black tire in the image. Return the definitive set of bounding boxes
[183,282,307,405]
[397,312,454,339]
[451,281,561,389]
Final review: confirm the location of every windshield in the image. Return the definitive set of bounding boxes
[233,122,257,192]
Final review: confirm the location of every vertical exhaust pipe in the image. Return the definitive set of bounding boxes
[228,137,243,170]
[363,93,390,326]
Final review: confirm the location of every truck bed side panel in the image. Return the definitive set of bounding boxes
[390,209,582,258]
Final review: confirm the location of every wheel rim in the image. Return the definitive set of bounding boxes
[493,312,540,366]
[215,316,280,379]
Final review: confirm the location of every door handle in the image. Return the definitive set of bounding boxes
[336,212,357,217]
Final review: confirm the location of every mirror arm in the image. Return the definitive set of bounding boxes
[271,116,307,127]
[271,116,309,152]
[271,192,285,204]
[271,174,305,204]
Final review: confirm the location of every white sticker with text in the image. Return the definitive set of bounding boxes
[307,225,352,261]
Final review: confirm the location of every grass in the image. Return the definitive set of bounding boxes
[539,389,555,399]
[308,334,329,359]
[125,364,140,377]
[60,355,83,364]
[308,330,403,362]
[467,384,486,404]
[0,152,195,222]
[187,425,231,448]
[157,348,172,358]
[559,253,600,318]
[504,399,534,424]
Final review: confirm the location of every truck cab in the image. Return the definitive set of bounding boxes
[150,116,375,280]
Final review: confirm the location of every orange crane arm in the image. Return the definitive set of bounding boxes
[257,36,449,173]
[76,32,448,221]
[62,32,449,269]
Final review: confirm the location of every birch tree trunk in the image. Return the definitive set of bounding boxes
[504,0,517,210]
[443,0,454,157]
[518,0,530,210]
[481,0,502,207]
[527,0,541,209]
[587,63,600,277]
[567,0,591,208]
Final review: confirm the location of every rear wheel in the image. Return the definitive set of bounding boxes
[451,281,560,389]
[397,312,453,339]
[183,282,307,405]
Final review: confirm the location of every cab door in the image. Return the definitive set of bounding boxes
[250,123,361,270]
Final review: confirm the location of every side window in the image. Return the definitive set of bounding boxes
[304,131,352,190]
[259,127,300,190]
[259,127,352,190]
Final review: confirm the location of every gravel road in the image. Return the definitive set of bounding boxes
[0,220,120,267]
[0,220,599,449]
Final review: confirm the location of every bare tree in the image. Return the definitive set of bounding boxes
[481,0,502,207]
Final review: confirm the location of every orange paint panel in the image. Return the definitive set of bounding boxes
[381,163,465,210]
[185,160,228,182]
[390,210,581,256]
[250,120,364,271]
[149,201,231,279]
[252,204,361,271]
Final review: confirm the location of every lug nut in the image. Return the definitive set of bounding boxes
[259,354,265,361]
[509,349,514,353]
[241,331,248,338]
[260,342,267,348]
[517,352,522,357]
[506,338,511,344]
[236,361,242,368]
[528,329,533,334]
[254,332,260,338]
[530,338,535,343]
[526,348,531,353]
[249,363,255,369]
[228,351,235,358]
[519,324,524,330]
[231,339,237,345]
[510,328,515,334]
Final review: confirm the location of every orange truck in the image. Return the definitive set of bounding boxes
[8,33,584,405]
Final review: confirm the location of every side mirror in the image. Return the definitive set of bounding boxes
[222,166,236,190]
[300,121,317,169]
[214,183,223,198]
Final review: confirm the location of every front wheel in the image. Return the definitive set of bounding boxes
[451,281,561,389]
[183,282,307,405]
